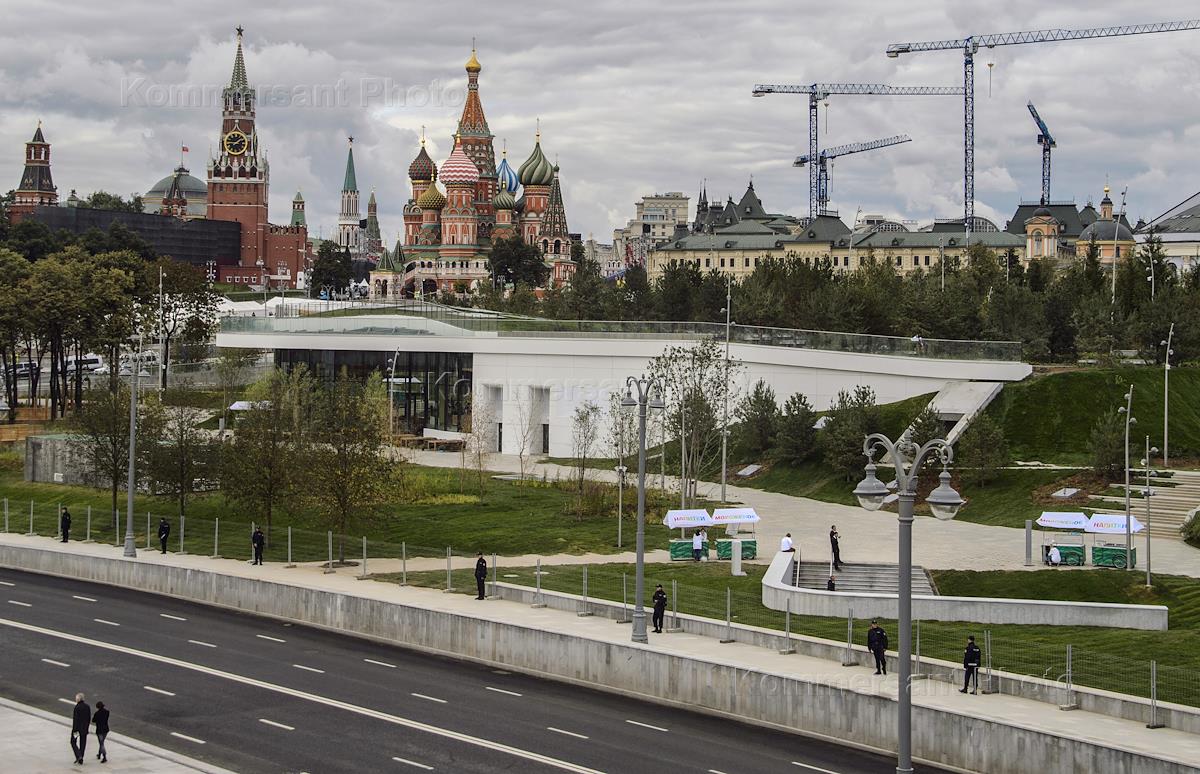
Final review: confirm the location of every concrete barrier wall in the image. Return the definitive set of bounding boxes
[2,545,1196,774]
[762,552,1169,630]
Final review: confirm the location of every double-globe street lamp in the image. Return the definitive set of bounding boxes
[852,433,964,774]
[622,376,664,645]
[1118,386,1136,561]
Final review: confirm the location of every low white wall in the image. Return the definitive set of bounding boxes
[1,544,1195,774]
[762,552,1169,630]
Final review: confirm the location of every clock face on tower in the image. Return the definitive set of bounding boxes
[223,130,248,156]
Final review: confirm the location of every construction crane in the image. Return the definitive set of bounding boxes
[886,20,1200,243]
[1026,102,1055,205]
[752,83,963,222]
[794,134,912,215]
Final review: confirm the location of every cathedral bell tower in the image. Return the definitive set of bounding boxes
[207,26,269,269]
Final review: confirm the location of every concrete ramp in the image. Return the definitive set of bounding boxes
[901,380,1004,447]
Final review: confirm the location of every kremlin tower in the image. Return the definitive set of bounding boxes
[9,123,58,224]
[336,137,363,258]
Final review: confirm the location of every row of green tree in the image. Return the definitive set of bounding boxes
[470,237,1195,364]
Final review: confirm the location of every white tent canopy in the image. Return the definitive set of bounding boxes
[662,509,713,529]
[1037,512,1090,530]
[711,507,760,525]
[1085,514,1146,534]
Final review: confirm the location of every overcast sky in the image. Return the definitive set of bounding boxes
[3,1,1200,242]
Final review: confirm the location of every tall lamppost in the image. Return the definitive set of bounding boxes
[622,376,663,644]
[123,335,142,559]
[853,433,964,774]
[720,275,731,503]
[1162,323,1175,467]
[1141,436,1159,588]
[1118,386,1136,561]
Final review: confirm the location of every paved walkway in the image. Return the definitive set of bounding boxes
[2,533,1197,772]
[0,696,236,774]
[402,450,1200,578]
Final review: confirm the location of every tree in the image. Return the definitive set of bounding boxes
[735,379,779,458]
[142,386,215,520]
[821,386,880,480]
[214,348,261,429]
[774,392,818,466]
[0,249,31,420]
[309,240,352,294]
[307,371,402,562]
[906,404,946,474]
[462,399,495,496]
[569,400,602,519]
[147,258,220,388]
[1088,408,1127,481]
[957,414,1009,486]
[489,236,549,288]
[222,367,313,542]
[68,384,132,527]
[81,191,143,213]
[513,388,538,481]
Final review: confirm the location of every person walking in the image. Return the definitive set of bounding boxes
[251,526,266,565]
[867,619,888,675]
[157,518,171,554]
[780,532,794,552]
[60,507,72,543]
[829,525,842,571]
[70,692,90,764]
[651,583,668,633]
[92,701,110,763]
[960,635,983,694]
[691,529,703,562]
[474,553,487,600]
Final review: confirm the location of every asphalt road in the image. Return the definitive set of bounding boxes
[0,568,943,774]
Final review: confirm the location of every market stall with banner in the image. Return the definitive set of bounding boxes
[1086,514,1144,569]
[1036,511,1088,566]
[664,509,714,561]
[711,507,760,560]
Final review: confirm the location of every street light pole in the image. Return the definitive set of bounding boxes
[1163,323,1175,467]
[123,336,140,558]
[1119,386,1136,562]
[854,434,963,774]
[622,377,663,645]
[721,275,731,503]
[1142,435,1158,588]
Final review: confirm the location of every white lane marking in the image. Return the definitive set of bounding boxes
[72,595,96,602]
[188,639,216,648]
[259,718,295,731]
[546,727,589,740]
[8,600,31,607]
[393,756,434,770]
[792,762,842,774]
[171,732,206,745]
[411,693,446,704]
[293,664,325,674]
[160,613,187,621]
[144,685,175,696]
[256,634,286,643]
[41,658,70,667]
[0,581,14,586]
[364,658,396,669]
[625,719,668,732]
[0,617,604,774]
[485,686,522,697]
[93,618,120,627]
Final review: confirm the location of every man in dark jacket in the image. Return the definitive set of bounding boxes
[92,701,110,763]
[651,584,668,633]
[251,526,266,565]
[474,553,487,600]
[60,507,72,543]
[830,525,842,570]
[961,635,983,694]
[70,692,90,764]
[158,518,171,554]
[867,620,888,675]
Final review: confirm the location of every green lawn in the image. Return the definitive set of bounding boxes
[0,462,677,562]
[382,560,1200,707]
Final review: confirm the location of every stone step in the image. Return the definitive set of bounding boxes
[790,561,936,595]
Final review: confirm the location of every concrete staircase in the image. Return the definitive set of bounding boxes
[790,560,937,595]
[1088,469,1200,540]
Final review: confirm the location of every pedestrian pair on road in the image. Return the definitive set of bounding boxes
[70,693,110,764]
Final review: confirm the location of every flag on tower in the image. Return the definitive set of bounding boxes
[181,145,189,153]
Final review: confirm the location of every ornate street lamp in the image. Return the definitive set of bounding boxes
[622,376,664,644]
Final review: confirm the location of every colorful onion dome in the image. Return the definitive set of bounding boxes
[439,135,480,186]
[518,134,554,187]
[465,47,481,74]
[408,142,436,182]
[415,179,446,210]
[493,188,516,210]
[496,154,519,194]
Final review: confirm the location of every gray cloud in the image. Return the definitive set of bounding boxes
[3,0,1200,242]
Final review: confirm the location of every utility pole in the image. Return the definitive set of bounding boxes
[1163,323,1175,467]
[721,275,731,503]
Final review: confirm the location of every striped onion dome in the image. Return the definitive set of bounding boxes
[518,135,554,187]
[493,188,516,210]
[496,154,519,194]
[408,143,436,181]
[415,179,446,210]
[438,135,479,186]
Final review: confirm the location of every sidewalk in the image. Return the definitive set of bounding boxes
[0,696,236,774]
[3,532,1198,772]
[403,450,1200,577]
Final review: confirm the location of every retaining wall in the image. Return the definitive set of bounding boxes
[1,544,1195,774]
